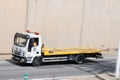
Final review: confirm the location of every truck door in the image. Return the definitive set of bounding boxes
[28,38,40,56]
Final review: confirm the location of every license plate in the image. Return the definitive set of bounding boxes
[15,57,20,60]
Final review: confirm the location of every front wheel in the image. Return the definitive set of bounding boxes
[75,55,85,64]
[32,57,42,67]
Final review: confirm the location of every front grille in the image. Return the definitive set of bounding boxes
[14,50,20,55]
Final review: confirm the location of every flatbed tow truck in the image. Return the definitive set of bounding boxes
[12,30,103,66]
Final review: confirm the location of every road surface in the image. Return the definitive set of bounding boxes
[0,53,117,80]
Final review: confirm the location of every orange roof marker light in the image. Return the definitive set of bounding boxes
[26,30,30,33]
[34,32,39,35]
[26,30,39,35]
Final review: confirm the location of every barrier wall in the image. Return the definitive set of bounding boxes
[0,0,120,53]
[0,0,26,53]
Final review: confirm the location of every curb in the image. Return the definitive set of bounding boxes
[31,75,96,80]
[0,53,11,55]
[96,74,116,80]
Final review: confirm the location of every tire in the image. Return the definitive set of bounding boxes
[32,57,42,67]
[75,55,85,64]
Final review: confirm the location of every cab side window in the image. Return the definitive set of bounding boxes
[28,38,39,52]
[33,38,39,47]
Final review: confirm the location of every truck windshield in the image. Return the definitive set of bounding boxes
[14,33,29,47]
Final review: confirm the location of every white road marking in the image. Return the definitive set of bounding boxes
[31,75,95,80]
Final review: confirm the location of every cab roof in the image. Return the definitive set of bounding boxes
[25,32,40,38]
[15,32,41,39]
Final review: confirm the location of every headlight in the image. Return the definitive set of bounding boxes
[21,59,25,62]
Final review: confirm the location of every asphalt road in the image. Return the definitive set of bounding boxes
[0,55,117,80]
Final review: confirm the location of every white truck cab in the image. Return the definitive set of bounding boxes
[12,30,42,66]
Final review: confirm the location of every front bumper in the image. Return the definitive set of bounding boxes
[12,54,27,63]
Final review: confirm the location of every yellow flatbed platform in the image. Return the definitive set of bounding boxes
[42,47,101,56]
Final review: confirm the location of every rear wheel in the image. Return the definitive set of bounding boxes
[32,57,42,67]
[75,55,85,64]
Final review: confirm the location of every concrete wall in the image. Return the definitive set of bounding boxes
[81,0,120,49]
[27,0,120,49]
[0,0,120,53]
[0,0,26,53]
[27,0,83,48]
